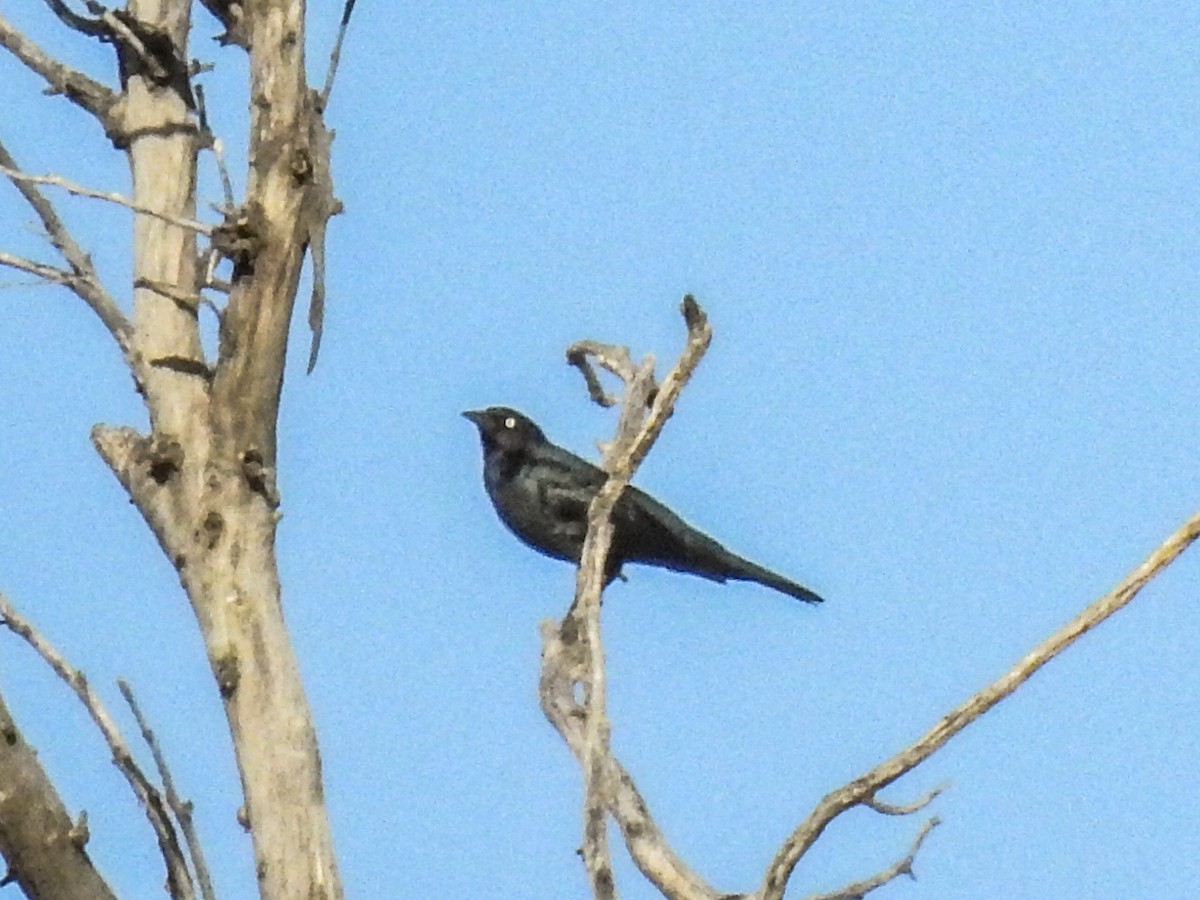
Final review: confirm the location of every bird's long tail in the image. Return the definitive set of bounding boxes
[725,555,824,605]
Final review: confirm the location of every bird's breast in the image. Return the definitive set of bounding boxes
[484,460,582,564]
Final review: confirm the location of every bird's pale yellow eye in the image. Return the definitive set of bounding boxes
[504,416,516,429]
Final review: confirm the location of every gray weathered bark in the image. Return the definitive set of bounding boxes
[1,1,344,897]
[0,694,118,900]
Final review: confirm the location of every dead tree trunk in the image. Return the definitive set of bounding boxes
[0,2,347,896]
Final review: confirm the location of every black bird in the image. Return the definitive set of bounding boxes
[463,406,823,604]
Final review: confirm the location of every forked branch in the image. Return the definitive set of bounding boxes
[545,297,1198,900]
[0,137,130,352]
[541,296,717,899]
[759,510,1200,899]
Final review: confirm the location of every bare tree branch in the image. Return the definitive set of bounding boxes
[0,11,116,122]
[863,785,945,817]
[0,164,214,234]
[760,509,1200,899]
[95,6,172,84]
[566,340,639,408]
[0,689,119,900]
[0,137,131,352]
[43,0,107,38]
[302,92,343,373]
[542,296,717,900]
[119,681,217,900]
[0,250,76,285]
[5,2,344,897]
[540,623,722,900]
[0,594,195,900]
[194,84,236,209]
[94,3,347,895]
[318,0,357,107]
[804,817,939,900]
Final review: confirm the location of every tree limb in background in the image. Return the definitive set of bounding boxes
[119,680,217,900]
[541,296,717,900]
[0,690,118,900]
[0,250,76,285]
[0,12,116,123]
[805,817,940,900]
[4,2,349,896]
[0,594,194,900]
[42,0,107,39]
[86,2,345,896]
[0,164,213,234]
[0,137,131,354]
[758,510,1200,900]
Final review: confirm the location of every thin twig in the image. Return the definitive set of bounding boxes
[119,681,217,900]
[195,85,237,209]
[0,594,195,900]
[319,0,358,107]
[0,164,213,234]
[619,295,710,477]
[0,251,76,286]
[210,137,236,209]
[864,784,945,816]
[134,276,201,311]
[760,509,1200,899]
[0,137,131,350]
[804,817,940,900]
[302,96,342,373]
[566,340,640,408]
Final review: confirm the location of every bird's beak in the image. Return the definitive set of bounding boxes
[462,409,485,427]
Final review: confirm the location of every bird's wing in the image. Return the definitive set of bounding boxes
[538,476,590,528]
[612,485,732,581]
[521,445,604,555]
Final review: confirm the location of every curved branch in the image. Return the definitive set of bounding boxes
[761,510,1200,899]
[864,784,945,817]
[43,0,108,38]
[540,623,721,900]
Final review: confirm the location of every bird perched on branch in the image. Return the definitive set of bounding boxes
[463,406,823,604]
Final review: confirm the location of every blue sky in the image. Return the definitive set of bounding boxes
[2,2,1199,898]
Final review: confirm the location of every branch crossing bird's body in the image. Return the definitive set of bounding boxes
[463,407,824,604]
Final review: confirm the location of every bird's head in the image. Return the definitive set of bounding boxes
[462,407,547,455]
